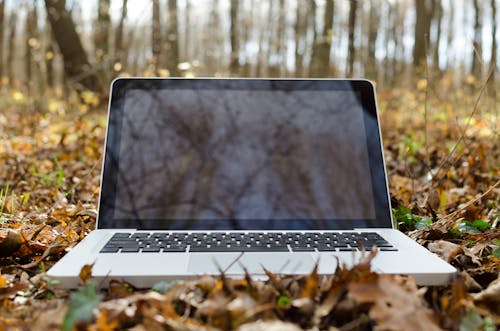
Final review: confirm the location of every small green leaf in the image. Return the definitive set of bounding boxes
[277,295,292,308]
[62,281,103,331]
[415,217,432,230]
[458,221,481,234]
[459,309,483,331]
[152,280,177,294]
[472,220,491,231]
[493,247,500,258]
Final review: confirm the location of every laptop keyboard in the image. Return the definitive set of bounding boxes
[99,232,397,253]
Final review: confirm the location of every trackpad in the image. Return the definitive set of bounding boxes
[188,253,315,275]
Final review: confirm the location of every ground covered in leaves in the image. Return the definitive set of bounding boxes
[0,81,499,331]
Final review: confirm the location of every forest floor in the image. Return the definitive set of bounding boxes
[0,80,499,331]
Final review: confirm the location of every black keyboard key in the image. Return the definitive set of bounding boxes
[142,247,161,252]
[291,246,315,252]
[100,247,119,253]
[380,247,398,251]
[121,247,140,252]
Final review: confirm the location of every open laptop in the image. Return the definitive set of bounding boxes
[48,78,455,288]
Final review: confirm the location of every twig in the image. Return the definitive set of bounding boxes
[439,179,499,222]
[432,67,494,183]
[15,243,62,270]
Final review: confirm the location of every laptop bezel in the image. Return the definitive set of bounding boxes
[97,78,393,230]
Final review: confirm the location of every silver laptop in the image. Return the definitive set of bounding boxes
[48,78,455,288]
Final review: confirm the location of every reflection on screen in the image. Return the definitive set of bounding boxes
[113,89,376,221]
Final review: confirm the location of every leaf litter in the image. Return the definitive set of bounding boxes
[0,85,499,330]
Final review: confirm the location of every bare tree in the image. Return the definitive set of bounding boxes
[413,0,432,69]
[45,0,103,92]
[294,1,307,77]
[487,0,497,98]
[114,0,128,72]
[25,6,37,93]
[152,0,161,73]
[346,0,357,77]
[471,0,482,77]
[366,0,379,79]
[229,0,240,75]
[165,0,179,76]
[0,0,4,80]
[432,0,442,73]
[6,12,16,87]
[95,0,110,64]
[310,0,334,77]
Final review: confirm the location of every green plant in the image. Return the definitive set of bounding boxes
[457,220,492,234]
[0,183,9,214]
[393,206,432,231]
[29,159,65,188]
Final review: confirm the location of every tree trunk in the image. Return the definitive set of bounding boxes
[310,0,334,77]
[413,0,432,70]
[0,0,4,81]
[487,0,497,98]
[183,0,191,61]
[366,0,378,80]
[114,0,128,73]
[346,0,357,77]
[6,12,16,87]
[152,0,161,73]
[95,0,110,64]
[229,0,240,75]
[294,1,307,77]
[45,0,102,92]
[165,0,179,76]
[432,0,442,73]
[25,6,39,94]
[471,0,482,77]
[45,41,55,89]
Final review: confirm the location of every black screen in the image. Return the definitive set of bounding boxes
[98,79,392,230]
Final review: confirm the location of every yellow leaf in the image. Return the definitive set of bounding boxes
[0,275,7,287]
[79,263,94,285]
[416,79,427,90]
[437,187,447,210]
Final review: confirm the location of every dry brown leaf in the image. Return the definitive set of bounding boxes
[473,277,500,315]
[349,275,442,331]
[79,263,95,285]
[428,240,463,262]
[235,320,302,331]
[0,230,24,257]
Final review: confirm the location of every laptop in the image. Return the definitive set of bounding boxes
[48,78,456,288]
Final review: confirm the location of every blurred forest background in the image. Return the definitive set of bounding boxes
[1,1,499,329]
[0,0,498,98]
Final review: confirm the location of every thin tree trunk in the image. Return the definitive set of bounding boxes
[114,0,128,72]
[0,0,4,80]
[45,41,55,89]
[487,0,497,99]
[6,12,16,87]
[45,0,103,92]
[432,0,442,73]
[346,0,357,77]
[25,8,34,93]
[413,0,432,70]
[366,0,378,80]
[165,0,179,76]
[275,0,285,76]
[95,0,110,64]
[310,0,334,77]
[229,0,240,75]
[471,0,482,77]
[294,1,306,77]
[445,0,454,70]
[152,0,161,73]
[184,0,191,61]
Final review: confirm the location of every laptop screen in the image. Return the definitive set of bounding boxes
[99,79,391,230]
